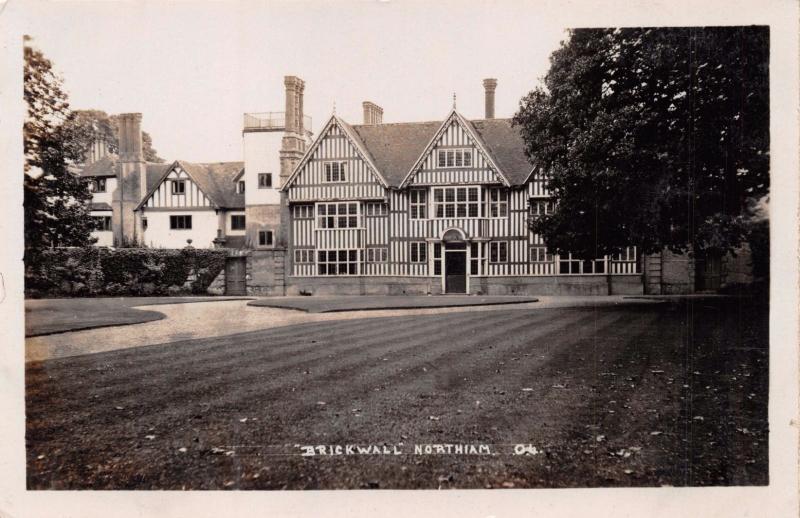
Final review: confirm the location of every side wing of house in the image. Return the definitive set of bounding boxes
[137,164,220,248]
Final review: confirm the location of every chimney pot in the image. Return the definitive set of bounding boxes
[483,78,497,119]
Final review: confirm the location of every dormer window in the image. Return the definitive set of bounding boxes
[437,148,472,168]
[237,180,245,194]
[324,161,347,182]
[172,180,186,195]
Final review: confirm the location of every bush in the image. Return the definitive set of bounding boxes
[25,247,230,298]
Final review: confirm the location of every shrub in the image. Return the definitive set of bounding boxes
[25,246,229,297]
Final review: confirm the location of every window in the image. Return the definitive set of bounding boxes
[433,243,442,275]
[170,215,192,229]
[294,249,314,263]
[530,246,553,263]
[237,180,245,194]
[558,254,609,275]
[230,215,246,231]
[470,242,480,274]
[317,202,359,229]
[317,249,360,275]
[142,217,148,231]
[529,199,555,218]
[92,178,107,192]
[433,186,480,218]
[365,202,388,216]
[489,241,508,263]
[324,161,347,182]
[366,248,388,263]
[172,180,186,195]
[437,148,473,168]
[488,188,508,218]
[258,230,274,246]
[92,216,112,231]
[258,173,272,189]
[410,242,427,263]
[292,204,314,219]
[410,189,427,219]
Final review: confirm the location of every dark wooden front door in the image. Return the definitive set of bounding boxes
[696,253,722,292]
[445,250,467,294]
[225,257,247,295]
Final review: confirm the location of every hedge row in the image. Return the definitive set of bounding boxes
[25,247,229,297]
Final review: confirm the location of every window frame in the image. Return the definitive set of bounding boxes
[409,241,427,263]
[258,173,273,189]
[292,204,315,219]
[237,180,246,194]
[230,214,246,231]
[92,178,107,193]
[436,148,473,169]
[92,215,112,231]
[432,186,481,219]
[529,199,555,218]
[258,230,274,247]
[323,161,347,183]
[365,202,388,217]
[294,249,314,264]
[488,187,508,218]
[317,249,360,276]
[366,247,388,263]
[409,188,427,219]
[530,245,554,263]
[316,201,361,229]
[171,180,186,195]
[489,241,508,263]
[169,215,192,230]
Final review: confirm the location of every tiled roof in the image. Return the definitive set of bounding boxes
[349,117,533,187]
[178,161,245,209]
[78,155,119,178]
[90,202,112,211]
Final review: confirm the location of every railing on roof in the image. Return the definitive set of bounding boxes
[243,112,312,132]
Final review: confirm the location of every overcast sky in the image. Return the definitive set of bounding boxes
[21,1,567,163]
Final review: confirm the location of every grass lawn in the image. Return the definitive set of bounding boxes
[25,298,768,489]
[25,297,249,336]
[248,295,538,313]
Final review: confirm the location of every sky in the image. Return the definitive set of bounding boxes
[18,1,568,163]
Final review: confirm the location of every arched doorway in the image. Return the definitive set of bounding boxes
[442,229,467,294]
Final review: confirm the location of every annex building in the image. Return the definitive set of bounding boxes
[80,76,749,296]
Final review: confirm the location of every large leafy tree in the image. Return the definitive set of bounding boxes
[513,27,769,260]
[72,109,164,163]
[24,36,96,257]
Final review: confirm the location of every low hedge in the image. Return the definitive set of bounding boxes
[25,247,229,297]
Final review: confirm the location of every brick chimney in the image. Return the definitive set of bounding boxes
[280,76,307,185]
[115,113,147,245]
[362,101,383,125]
[483,78,497,119]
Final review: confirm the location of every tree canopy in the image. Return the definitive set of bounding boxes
[72,109,164,163]
[513,27,769,259]
[24,36,96,255]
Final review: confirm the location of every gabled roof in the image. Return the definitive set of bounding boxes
[281,115,388,191]
[398,110,512,188]
[78,155,119,178]
[136,160,244,210]
[469,118,534,185]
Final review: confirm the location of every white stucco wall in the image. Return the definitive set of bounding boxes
[243,130,282,205]
[141,209,219,249]
[89,209,114,247]
[227,210,246,235]
[90,177,116,206]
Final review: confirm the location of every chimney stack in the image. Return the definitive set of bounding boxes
[280,76,307,185]
[362,102,383,125]
[118,113,143,162]
[483,78,497,119]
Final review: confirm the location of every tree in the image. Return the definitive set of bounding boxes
[513,27,769,261]
[24,36,96,257]
[72,109,165,163]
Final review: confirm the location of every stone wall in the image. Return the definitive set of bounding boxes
[247,249,286,296]
[469,275,643,296]
[660,249,695,294]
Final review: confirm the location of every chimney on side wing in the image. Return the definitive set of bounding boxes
[483,78,497,119]
[362,101,383,125]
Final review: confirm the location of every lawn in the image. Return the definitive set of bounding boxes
[25,297,249,336]
[25,298,768,489]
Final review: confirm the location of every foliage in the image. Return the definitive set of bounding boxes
[24,36,96,258]
[25,247,229,297]
[513,27,769,260]
[72,109,165,163]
